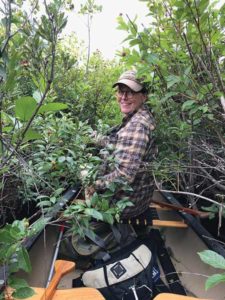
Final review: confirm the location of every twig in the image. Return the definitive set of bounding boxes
[198,165,225,192]
[156,188,225,209]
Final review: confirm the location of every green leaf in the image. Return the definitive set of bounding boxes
[23,129,42,142]
[108,182,116,192]
[206,113,214,120]
[84,208,104,221]
[166,75,181,88]
[90,193,99,206]
[102,190,114,198]
[160,92,178,103]
[58,156,66,163]
[36,200,52,207]
[9,276,29,289]
[198,250,225,269]
[10,227,22,240]
[145,53,159,64]
[129,38,141,47]
[12,287,35,299]
[102,213,114,224]
[182,100,196,111]
[12,220,28,234]
[17,247,32,273]
[100,199,110,210]
[0,229,16,243]
[15,97,37,122]
[6,244,18,259]
[205,273,225,290]
[38,103,68,114]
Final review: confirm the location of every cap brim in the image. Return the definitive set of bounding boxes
[112,79,143,92]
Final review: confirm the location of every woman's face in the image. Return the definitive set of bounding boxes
[116,84,147,115]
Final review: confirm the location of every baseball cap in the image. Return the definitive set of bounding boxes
[112,70,143,92]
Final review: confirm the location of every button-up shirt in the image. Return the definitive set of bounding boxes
[94,104,156,219]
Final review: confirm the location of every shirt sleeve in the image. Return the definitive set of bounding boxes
[94,121,150,190]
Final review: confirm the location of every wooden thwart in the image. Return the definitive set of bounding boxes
[150,203,188,228]
[125,204,188,228]
[130,215,188,228]
[152,219,188,228]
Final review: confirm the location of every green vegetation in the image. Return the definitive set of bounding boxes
[117,0,225,204]
[198,250,225,290]
[0,0,225,296]
[0,218,48,299]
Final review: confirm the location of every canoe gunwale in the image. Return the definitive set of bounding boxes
[161,191,225,258]
[0,186,79,290]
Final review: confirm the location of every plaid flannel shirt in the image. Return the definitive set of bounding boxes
[94,105,156,219]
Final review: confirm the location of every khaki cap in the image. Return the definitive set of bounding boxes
[112,70,143,92]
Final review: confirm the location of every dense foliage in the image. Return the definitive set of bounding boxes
[1,0,225,296]
[0,0,122,224]
[0,1,123,295]
[117,0,225,210]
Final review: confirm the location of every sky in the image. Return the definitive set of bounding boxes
[65,0,225,60]
[65,0,149,60]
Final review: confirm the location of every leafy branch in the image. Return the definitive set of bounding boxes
[1,0,67,169]
[0,218,48,299]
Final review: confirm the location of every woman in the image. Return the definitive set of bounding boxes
[87,69,156,220]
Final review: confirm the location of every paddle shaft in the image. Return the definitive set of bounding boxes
[46,225,64,287]
[151,199,207,217]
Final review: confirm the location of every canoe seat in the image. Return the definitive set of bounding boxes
[121,206,188,228]
[154,293,210,300]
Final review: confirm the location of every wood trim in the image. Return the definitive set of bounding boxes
[152,220,188,228]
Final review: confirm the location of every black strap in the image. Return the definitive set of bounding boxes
[153,229,186,295]
[131,252,153,298]
[83,228,107,249]
[154,278,171,295]
[110,224,122,244]
[94,250,111,262]
[103,265,122,300]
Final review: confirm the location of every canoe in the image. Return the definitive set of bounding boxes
[2,188,225,300]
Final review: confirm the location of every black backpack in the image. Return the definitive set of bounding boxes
[73,231,159,300]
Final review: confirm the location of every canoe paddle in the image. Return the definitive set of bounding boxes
[151,199,209,218]
[40,260,75,300]
[5,259,105,300]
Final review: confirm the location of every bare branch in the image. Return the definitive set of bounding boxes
[156,189,225,209]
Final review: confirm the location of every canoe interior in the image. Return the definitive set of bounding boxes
[154,191,225,300]
[16,191,225,300]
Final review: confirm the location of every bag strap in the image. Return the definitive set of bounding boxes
[110,224,122,244]
[83,228,108,249]
[103,265,122,300]
[131,252,153,298]
[152,229,186,295]
[154,278,171,295]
